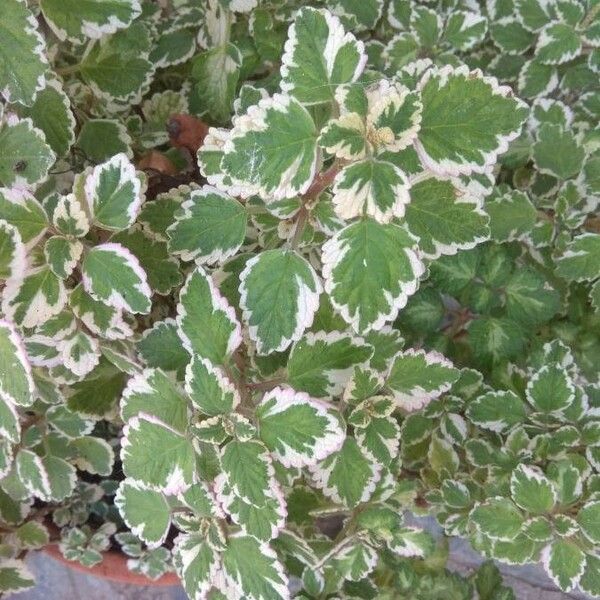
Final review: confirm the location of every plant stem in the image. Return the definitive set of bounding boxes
[409,170,436,185]
[56,64,81,76]
[581,3,600,29]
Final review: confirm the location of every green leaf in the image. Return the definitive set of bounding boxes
[222,534,288,600]
[364,327,404,371]
[16,450,76,502]
[471,497,524,541]
[67,363,126,418]
[280,7,366,105]
[287,331,373,398]
[70,284,132,340]
[310,437,380,508]
[51,193,89,238]
[415,65,528,176]
[40,0,141,43]
[466,390,526,433]
[122,414,196,495]
[256,386,344,467]
[322,218,424,333]
[320,81,421,162]
[218,478,285,542]
[0,117,55,187]
[70,436,114,475]
[82,243,152,314]
[329,0,384,30]
[485,190,537,242]
[167,186,247,264]
[0,393,20,443]
[389,527,435,558]
[220,439,277,508]
[331,159,410,223]
[80,48,153,102]
[0,188,47,244]
[468,316,525,363]
[84,153,143,232]
[504,269,560,327]
[192,43,242,122]
[20,79,75,156]
[2,266,67,328]
[444,11,487,51]
[517,59,558,99]
[536,23,581,65]
[352,399,400,465]
[177,266,242,365]
[150,28,196,68]
[542,538,585,592]
[121,368,188,432]
[428,435,459,476]
[112,227,182,295]
[331,542,378,580]
[319,112,368,160]
[174,533,219,599]
[46,404,92,438]
[0,0,48,105]
[580,554,600,598]
[510,465,557,514]
[221,93,318,200]
[387,349,459,411]
[533,124,584,179]
[578,501,600,544]
[405,178,489,258]
[556,233,600,282]
[410,6,441,47]
[0,559,35,595]
[185,356,240,416]
[526,365,574,414]
[115,481,171,547]
[136,319,188,378]
[240,249,322,354]
[60,330,100,378]
[15,521,49,549]
[516,0,552,31]
[0,320,34,407]
[44,236,82,279]
[77,119,132,163]
[0,208,24,263]
[490,17,535,54]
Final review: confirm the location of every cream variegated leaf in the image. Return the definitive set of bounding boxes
[220,93,319,201]
[280,7,366,105]
[256,386,345,468]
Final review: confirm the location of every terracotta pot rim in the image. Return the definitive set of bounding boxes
[42,543,180,587]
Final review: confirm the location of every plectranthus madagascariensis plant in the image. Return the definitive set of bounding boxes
[1,0,600,598]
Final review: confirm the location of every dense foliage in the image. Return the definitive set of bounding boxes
[1,0,600,598]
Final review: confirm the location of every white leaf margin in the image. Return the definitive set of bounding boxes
[176,265,243,359]
[257,385,345,468]
[115,480,171,548]
[222,93,319,201]
[184,355,241,415]
[322,223,424,333]
[121,412,195,496]
[239,252,322,355]
[308,441,382,507]
[289,330,373,398]
[40,0,142,43]
[84,153,143,231]
[82,242,152,314]
[414,64,528,177]
[387,348,457,412]
[280,7,367,105]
